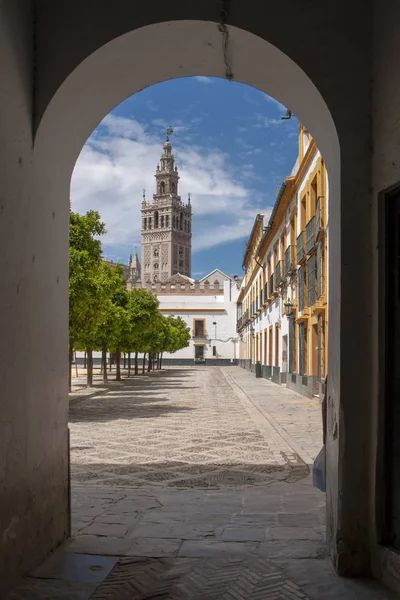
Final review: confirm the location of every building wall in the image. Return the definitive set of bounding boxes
[370,0,400,589]
[159,281,239,363]
[238,126,328,400]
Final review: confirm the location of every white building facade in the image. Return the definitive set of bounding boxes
[148,274,240,365]
[238,125,329,398]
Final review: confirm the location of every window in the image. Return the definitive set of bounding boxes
[166,215,169,227]
[180,212,183,230]
[212,345,217,357]
[153,263,159,270]
[171,182,176,193]
[307,253,317,305]
[161,215,164,228]
[298,322,308,375]
[193,319,205,337]
[195,345,205,361]
[154,211,159,229]
[154,248,159,257]
[160,181,165,194]
[143,218,147,230]
[179,247,183,256]
[275,324,279,367]
[148,217,152,229]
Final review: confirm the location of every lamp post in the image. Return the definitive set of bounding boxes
[212,321,217,339]
[284,298,294,318]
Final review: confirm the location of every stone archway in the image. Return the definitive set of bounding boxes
[1,5,376,586]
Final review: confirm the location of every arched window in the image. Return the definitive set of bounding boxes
[154,211,159,228]
[172,215,176,228]
[160,181,165,194]
[154,263,159,270]
[148,217,152,229]
[143,218,147,230]
[154,248,159,257]
[161,215,164,227]
[180,212,183,230]
[171,182,176,193]
[166,215,169,227]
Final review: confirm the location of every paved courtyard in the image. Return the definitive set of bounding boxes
[6,367,396,599]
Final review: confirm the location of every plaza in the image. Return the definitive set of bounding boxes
[5,367,395,598]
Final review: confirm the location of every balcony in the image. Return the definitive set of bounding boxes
[297,231,306,263]
[298,265,305,311]
[193,330,207,339]
[316,197,325,241]
[270,272,275,296]
[275,261,283,286]
[284,245,295,276]
[305,216,316,254]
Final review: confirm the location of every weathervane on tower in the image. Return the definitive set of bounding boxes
[165,126,174,141]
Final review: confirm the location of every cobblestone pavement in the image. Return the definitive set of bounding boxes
[6,367,397,599]
[70,366,313,488]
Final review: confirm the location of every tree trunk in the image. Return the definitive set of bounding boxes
[87,348,93,387]
[123,353,126,369]
[147,352,152,372]
[102,344,108,384]
[135,352,139,375]
[159,352,163,370]
[142,352,146,374]
[69,338,74,393]
[83,351,87,369]
[116,348,121,381]
[109,353,112,372]
[128,352,131,377]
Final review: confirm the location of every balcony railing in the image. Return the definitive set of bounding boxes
[297,231,305,263]
[298,265,305,311]
[284,245,295,276]
[193,330,207,338]
[305,216,316,254]
[307,254,317,306]
[270,272,275,295]
[316,197,326,241]
[275,261,283,286]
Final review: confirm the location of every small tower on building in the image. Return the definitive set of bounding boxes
[141,129,192,282]
[126,251,141,289]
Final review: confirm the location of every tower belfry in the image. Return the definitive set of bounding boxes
[141,129,192,282]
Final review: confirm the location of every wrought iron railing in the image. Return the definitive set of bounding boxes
[284,245,295,276]
[270,273,275,295]
[316,197,324,234]
[305,216,316,254]
[307,253,316,306]
[275,261,283,286]
[297,231,305,263]
[298,265,305,311]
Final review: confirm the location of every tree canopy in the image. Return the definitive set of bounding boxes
[69,209,190,388]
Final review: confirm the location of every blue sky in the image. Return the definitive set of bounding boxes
[71,76,298,278]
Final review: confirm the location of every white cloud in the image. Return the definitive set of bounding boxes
[263,94,287,113]
[71,115,260,260]
[193,76,213,84]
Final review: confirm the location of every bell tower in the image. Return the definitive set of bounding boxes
[141,128,192,282]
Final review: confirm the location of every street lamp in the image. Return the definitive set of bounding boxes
[284,298,294,318]
[212,321,217,339]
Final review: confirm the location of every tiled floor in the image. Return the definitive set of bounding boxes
[5,367,397,598]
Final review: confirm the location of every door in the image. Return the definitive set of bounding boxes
[195,345,205,361]
[383,187,400,550]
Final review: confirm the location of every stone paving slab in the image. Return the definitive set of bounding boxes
[6,367,396,598]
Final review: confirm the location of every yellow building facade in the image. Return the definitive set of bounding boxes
[237,123,328,398]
